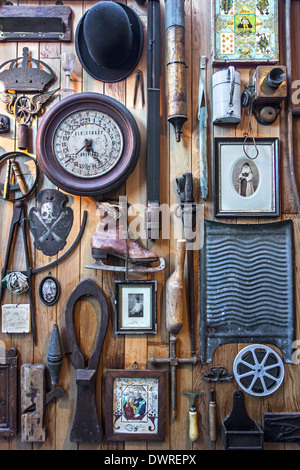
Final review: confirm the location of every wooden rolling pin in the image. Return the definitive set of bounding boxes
[166,239,186,334]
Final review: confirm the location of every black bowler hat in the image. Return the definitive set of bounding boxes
[75,1,144,83]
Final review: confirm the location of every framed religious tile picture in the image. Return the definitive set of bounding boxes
[105,369,167,441]
[214,137,280,217]
[114,280,157,335]
[212,0,279,64]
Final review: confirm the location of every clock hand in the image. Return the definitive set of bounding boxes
[76,138,94,155]
[85,139,94,152]
[83,139,100,160]
[89,151,100,161]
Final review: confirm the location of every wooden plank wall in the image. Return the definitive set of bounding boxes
[0,0,299,451]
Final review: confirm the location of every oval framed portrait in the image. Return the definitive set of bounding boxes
[232,157,260,198]
[39,275,60,306]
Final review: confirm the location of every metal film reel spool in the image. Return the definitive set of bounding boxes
[233,344,284,397]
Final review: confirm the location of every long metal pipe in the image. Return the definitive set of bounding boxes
[165,0,188,142]
[146,0,161,239]
[286,0,300,215]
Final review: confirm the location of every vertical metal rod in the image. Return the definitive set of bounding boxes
[286,0,300,215]
[146,0,161,239]
[198,56,208,200]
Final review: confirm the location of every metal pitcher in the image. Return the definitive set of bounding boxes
[212,66,241,124]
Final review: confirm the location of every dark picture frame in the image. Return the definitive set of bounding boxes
[214,137,280,217]
[104,369,166,441]
[38,274,60,306]
[114,280,157,335]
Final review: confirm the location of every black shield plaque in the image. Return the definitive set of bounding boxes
[29,189,73,256]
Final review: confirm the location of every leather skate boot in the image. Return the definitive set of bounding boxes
[91,202,159,264]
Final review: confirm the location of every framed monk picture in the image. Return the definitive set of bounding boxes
[212,0,279,64]
[214,137,280,217]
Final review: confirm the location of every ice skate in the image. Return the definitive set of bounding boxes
[86,202,165,273]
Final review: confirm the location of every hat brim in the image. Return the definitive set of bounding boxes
[75,3,144,83]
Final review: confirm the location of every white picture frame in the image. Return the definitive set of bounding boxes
[114,280,157,334]
[214,137,280,217]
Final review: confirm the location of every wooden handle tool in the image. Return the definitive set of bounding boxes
[181,390,203,442]
[209,389,217,442]
[3,158,11,199]
[10,159,27,195]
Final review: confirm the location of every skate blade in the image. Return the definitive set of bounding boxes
[85,257,165,273]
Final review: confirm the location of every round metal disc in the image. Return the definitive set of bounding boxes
[233,344,284,397]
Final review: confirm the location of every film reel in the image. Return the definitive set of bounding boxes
[233,344,284,397]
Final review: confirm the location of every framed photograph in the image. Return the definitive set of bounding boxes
[114,280,157,334]
[105,369,167,441]
[212,0,279,64]
[38,275,60,306]
[214,137,280,217]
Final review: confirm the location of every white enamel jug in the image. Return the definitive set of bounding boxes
[212,66,241,124]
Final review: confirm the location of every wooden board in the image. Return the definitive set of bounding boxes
[0,0,298,452]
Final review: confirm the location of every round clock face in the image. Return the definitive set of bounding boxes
[53,109,124,178]
[36,93,140,197]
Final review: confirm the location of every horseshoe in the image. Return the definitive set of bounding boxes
[65,278,108,442]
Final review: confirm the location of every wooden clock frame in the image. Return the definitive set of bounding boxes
[36,92,140,197]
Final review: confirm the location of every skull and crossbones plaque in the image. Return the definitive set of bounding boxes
[29,189,73,256]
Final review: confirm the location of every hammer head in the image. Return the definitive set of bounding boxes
[181,390,203,407]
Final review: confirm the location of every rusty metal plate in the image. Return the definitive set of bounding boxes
[0,5,72,42]
[200,219,295,364]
